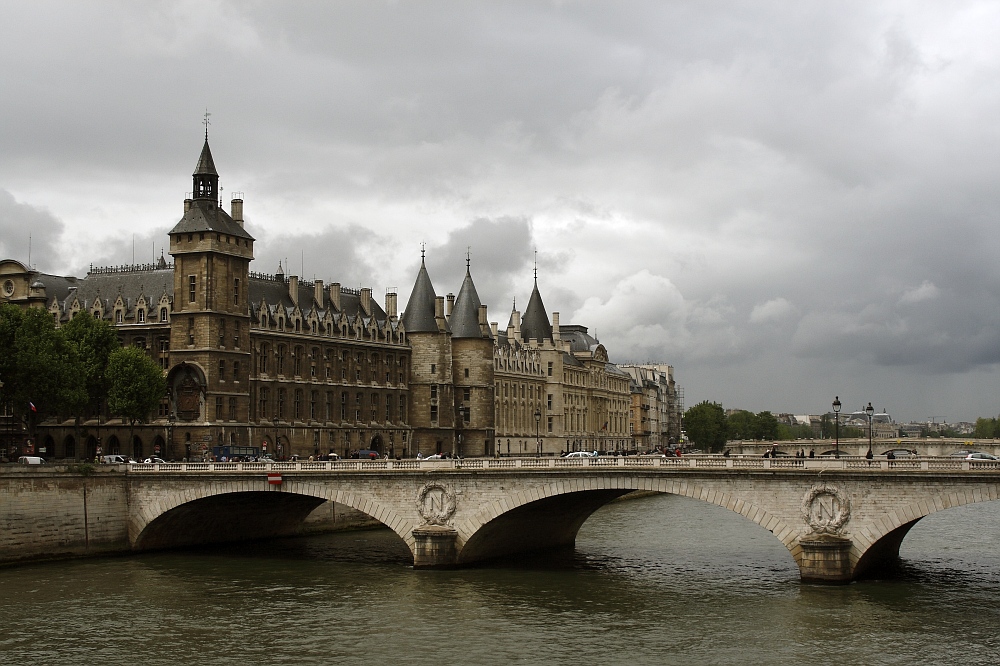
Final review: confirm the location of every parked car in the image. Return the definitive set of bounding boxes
[18,456,45,465]
[564,451,598,458]
[143,457,166,464]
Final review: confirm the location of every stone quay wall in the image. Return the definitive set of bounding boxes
[0,466,377,566]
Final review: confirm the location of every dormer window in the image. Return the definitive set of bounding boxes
[137,309,145,324]
[160,307,168,321]
[116,310,123,324]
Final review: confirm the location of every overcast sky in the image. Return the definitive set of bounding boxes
[2,1,1000,423]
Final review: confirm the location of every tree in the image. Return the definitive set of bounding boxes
[1,305,86,423]
[61,312,121,459]
[726,410,756,440]
[973,417,999,439]
[61,312,120,412]
[107,346,167,456]
[755,411,779,441]
[684,401,728,452]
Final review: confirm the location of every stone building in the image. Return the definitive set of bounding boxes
[1,134,639,461]
[620,364,680,451]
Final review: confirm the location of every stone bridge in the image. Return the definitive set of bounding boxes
[122,455,1000,583]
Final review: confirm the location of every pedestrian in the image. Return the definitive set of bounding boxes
[809,449,815,458]
[865,448,874,466]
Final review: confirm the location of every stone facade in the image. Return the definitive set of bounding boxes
[1,135,653,462]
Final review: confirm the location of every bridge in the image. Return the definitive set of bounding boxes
[114,455,1000,583]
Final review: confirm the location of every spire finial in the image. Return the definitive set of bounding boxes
[421,242,426,263]
[533,248,538,281]
[466,246,471,272]
[203,109,211,141]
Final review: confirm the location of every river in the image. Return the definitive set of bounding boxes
[1,493,998,665]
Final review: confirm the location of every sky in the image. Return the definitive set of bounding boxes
[2,1,1000,424]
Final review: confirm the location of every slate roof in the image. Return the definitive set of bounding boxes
[250,276,387,321]
[449,268,490,339]
[193,140,218,176]
[168,199,254,240]
[401,259,444,333]
[520,279,552,342]
[558,324,599,353]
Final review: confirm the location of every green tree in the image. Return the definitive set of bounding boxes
[107,346,166,456]
[684,401,728,452]
[973,417,998,439]
[726,409,756,440]
[61,312,121,459]
[755,411,779,441]
[0,305,86,424]
[61,312,120,412]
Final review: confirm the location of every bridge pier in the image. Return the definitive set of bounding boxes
[797,534,853,584]
[412,525,459,569]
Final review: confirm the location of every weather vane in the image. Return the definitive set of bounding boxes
[203,109,211,140]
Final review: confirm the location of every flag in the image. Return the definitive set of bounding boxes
[29,402,37,412]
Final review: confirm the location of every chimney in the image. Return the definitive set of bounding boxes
[184,198,192,213]
[288,276,299,305]
[329,283,341,311]
[385,290,398,318]
[434,296,445,320]
[230,198,244,227]
[446,293,455,316]
[514,310,521,336]
[314,279,324,306]
[491,321,499,338]
[478,304,489,335]
[552,312,560,342]
[360,288,372,315]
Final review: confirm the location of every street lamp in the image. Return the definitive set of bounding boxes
[832,396,841,459]
[166,414,174,461]
[534,408,541,457]
[865,402,875,460]
[271,415,279,459]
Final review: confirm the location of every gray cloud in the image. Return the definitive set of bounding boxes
[3,2,1000,421]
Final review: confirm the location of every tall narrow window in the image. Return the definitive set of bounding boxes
[233,278,240,305]
[233,321,240,348]
[229,397,237,421]
[189,276,197,303]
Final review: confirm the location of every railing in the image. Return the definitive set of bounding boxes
[124,455,1000,474]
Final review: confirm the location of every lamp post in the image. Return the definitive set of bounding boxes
[832,396,841,459]
[534,408,541,457]
[166,415,174,461]
[271,415,279,459]
[865,402,875,459]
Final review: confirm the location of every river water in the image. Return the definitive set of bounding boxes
[2,493,998,666]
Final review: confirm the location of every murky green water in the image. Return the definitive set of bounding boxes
[1,494,998,665]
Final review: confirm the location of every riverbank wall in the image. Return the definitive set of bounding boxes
[0,466,378,567]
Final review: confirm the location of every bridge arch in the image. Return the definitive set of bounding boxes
[130,481,418,555]
[456,476,798,565]
[851,483,1000,578]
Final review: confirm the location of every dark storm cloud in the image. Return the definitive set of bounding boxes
[0,189,64,272]
[3,2,1000,420]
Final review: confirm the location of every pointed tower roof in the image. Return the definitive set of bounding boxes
[520,278,552,343]
[450,261,489,339]
[193,139,218,176]
[401,255,442,333]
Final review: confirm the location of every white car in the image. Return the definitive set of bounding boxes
[966,452,998,461]
[564,451,598,458]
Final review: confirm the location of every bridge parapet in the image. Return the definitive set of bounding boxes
[125,455,1000,474]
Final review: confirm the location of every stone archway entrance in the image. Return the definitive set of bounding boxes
[371,434,384,453]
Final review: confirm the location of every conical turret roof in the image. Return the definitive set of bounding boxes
[450,267,489,339]
[193,140,218,176]
[401,257,443,333]
[520,278,552,343]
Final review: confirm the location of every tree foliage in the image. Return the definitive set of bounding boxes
[107,346,167,427]
[0,304,87,420]
[974,417,1000,439]
[684,401,728,452]
[61,312,120,411]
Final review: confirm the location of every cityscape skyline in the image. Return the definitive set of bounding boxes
[3,3,1000,423]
